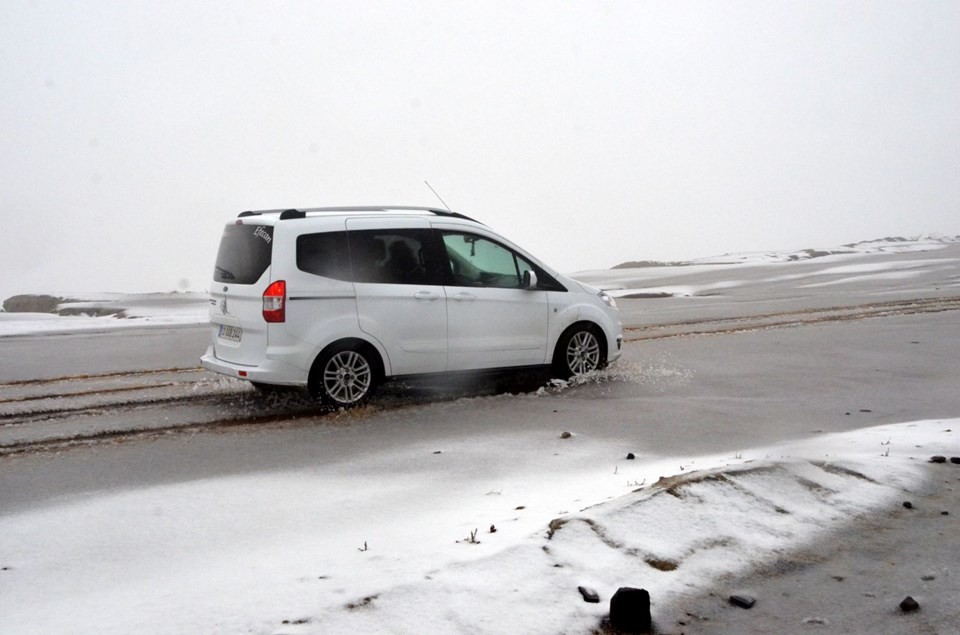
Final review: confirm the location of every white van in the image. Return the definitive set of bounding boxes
[201,207,622,405]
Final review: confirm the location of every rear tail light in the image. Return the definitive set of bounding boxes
[263,280,286,323]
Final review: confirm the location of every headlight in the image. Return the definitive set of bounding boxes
[599,291,617,308]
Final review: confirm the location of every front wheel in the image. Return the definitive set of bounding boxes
[553,324,606,379]
[310,344,379,406]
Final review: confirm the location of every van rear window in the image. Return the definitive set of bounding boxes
[213,224,273,284]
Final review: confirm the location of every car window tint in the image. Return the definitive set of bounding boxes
[296,231,351,280]
[441,232,523,288]
[214,224,274,284]
[349,229,440,285]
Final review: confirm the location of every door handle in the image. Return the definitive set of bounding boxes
[452,292,476,302]
[414,291,440,301]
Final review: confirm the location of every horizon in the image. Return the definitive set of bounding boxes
[3,232,957,302]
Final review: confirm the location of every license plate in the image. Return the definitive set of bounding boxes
[219,325,242,342]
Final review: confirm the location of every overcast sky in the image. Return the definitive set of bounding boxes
[2,1,959,299]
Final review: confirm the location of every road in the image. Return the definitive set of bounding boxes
[2,295,959,511]
[2,244,959,499]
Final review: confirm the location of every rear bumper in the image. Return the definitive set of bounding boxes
[200,346,307,387]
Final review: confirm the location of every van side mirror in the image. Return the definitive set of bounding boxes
[523,270,538,289]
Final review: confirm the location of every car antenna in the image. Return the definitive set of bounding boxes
[424,180,452,212]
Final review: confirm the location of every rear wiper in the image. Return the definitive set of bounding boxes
[216,266,236,280]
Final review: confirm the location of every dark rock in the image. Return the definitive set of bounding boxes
[899,596,920,612]
[860,409,872,413]
[729,594,756,609]
[560,431,572,439]
[489,524,497,534]
[627,452,636,460]
[578,586,600,603]
[2,294,65,313]
[951,457,960,464]
[903,501,914,509]
[930,455,947,463]
[609,587,652,633]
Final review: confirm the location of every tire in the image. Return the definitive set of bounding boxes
[310,343,379,406]
[553,324,606,379]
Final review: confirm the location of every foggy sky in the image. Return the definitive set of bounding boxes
[2,1,959,300]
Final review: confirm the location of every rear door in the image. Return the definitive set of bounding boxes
[347,218,448,375]
[209,222,274,365]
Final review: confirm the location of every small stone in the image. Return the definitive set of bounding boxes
[943,511,950,516]
[903,501,914,509]
[802,617,829,626]
[578,586,600,603]
[627,452,636,460]
[489,524,497,534]
[433,450,442,454]
[930,455,947,463]
[860,409,872,413]
[951,457,960,464]
[560,431,572,439]
[900,596,920,612]
[921,575,936,581]
[729,594,756,609]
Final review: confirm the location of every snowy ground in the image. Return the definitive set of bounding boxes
[2,237,959,633]
[0,292,208,337]
[1,419,956,634]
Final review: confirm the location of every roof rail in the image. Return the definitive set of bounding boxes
[236,206,482,224]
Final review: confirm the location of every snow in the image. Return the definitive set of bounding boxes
[0,293,208,337]
[1,419,954,633]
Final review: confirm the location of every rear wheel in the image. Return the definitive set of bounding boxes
[553,324,606,379]
[310,343,379,406]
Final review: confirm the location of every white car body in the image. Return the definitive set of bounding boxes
[200,207,622,404]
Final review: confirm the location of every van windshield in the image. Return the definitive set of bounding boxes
[213,224,273,284]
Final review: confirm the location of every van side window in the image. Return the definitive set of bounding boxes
[441,232,526,288]
[296,231,351,280]
[440,231,567,291]
[348,229,441,285]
